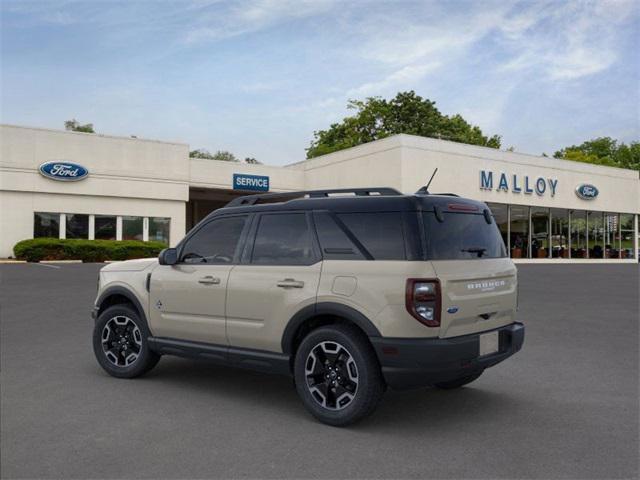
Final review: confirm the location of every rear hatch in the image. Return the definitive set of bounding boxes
[422,203,517,338]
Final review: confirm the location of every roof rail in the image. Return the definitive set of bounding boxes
[226,187,402,207]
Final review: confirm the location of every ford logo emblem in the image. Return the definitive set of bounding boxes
[39,161,89,182]
[447,306,459,314]
[575,184,598,200]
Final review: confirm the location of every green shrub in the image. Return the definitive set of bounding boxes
[13,238,167,262]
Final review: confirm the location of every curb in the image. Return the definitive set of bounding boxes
[39,260,83,264]
[0,259,27,264]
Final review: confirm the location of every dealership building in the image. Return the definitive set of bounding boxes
[1,123,638,262]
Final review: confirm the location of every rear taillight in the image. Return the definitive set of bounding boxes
[406,279,441,327]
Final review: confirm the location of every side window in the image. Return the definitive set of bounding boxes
[337,212,406,260]
[313,212,365,260]
[251,213,316,265]
[181,216,247,264]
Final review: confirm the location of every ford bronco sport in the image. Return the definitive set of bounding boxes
[92,187,524,426]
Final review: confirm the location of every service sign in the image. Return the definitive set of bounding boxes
[39,161,89,182]
[575,184,599,200]
[233,173,269,192]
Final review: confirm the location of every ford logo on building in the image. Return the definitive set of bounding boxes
[39,161,89,182]
[575,184,598,200]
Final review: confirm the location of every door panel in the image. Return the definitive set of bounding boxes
[149,264,231,344]
[226,263,321,352]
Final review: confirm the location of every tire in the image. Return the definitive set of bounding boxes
[434,371,483,390]
[93,304,160,379]
[294,324,384,427]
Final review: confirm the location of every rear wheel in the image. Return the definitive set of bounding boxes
[93,304,160,378]
[434,371,483,389]
[294,324,384,426]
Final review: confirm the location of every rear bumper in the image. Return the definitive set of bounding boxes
[370,322,525,390]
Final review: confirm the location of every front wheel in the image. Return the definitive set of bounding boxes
[294,324,384,427]
[93,304,160,378]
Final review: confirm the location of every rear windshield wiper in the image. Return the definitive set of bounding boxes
[461,247,487,258]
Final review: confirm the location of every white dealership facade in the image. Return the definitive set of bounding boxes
[1,124,638,262]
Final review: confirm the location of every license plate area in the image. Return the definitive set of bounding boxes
[479,331,499,357]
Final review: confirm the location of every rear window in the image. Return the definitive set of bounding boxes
[423,212,507,260]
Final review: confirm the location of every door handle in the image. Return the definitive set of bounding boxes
[198,276,221,285]
[277,278,305,288]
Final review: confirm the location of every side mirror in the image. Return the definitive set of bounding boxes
[158,247,178,266]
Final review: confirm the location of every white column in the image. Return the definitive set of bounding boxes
[116,216,123,241]
[568,211,572,259]
[143,217,149,242]
[88,215,95,240]
[634,214,639,260]
[59,214,66,239]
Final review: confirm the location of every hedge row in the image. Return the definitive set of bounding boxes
[13,238,167,262]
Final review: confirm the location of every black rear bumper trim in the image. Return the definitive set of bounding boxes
[370,322,525,390]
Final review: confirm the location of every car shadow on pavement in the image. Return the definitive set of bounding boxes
[127,356,522,431]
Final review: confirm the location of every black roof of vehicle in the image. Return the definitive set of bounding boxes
[207,187,490,219]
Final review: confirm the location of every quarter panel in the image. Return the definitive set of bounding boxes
[318,260,441,338]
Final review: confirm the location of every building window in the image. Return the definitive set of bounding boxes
[531,207,550,258]
[551,209,569,258]
[65,214,89,239]
[588,211,604,258]
[620,214,635,259]
[34,212,60,238]
[122,216,143,241]
[149,217,170,245]
[487,203,509,252]
[604,213,620,259]
[95,215,117,240]
[570,210,587,258]
[509,206,529,259]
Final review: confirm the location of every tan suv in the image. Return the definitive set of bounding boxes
[92,188,524,426]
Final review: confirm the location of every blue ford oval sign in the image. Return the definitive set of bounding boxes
[39,161,89,182]
[575,184,598,200]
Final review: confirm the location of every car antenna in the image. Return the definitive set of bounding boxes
[416,168,438,195]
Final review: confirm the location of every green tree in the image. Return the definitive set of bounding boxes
[554,137,639,171]
[244,157,262,164]
[306,91,501,158]
[64,119,94,133]
[189,149,239,162]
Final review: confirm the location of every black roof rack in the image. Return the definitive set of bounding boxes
[226,187,402,207]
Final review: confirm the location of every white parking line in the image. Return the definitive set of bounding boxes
[33,263,61,269]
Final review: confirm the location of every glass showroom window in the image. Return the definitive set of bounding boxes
[509,206,529,258]
[487,203,509,251]
[603,213,620,259]
[588,212,604,258]
[122,216,143,241]
[149,217,170,244]
[531,207,550,258]
[95,215,117,240]
[551,209,569,258]
[570,210,587,258]
[620,214,635,259]
[34,212,60,238]
[65,214,89,239]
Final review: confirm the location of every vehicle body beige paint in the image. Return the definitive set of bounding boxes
[98,255,517,349]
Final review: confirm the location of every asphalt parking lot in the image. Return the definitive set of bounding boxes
[1,263,638,479]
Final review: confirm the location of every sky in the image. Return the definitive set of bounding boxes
[1,0,639,165]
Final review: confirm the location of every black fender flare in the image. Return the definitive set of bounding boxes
[281,302,381,354]
[95,286,147,325]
